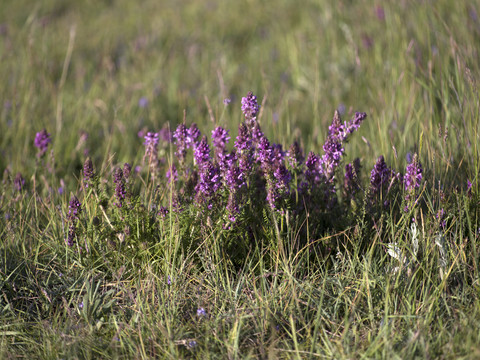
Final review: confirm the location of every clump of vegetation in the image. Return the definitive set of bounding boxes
[1,0,480,358]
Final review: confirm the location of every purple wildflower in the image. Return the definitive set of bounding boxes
[347,112,367,135]
[137,128,147,139]
[158,206,169,218]
[238,154,253,178]
[138,97,149,108]
[319,111,367,181]
[123,163,132,182]
[83,158,94,188]
[251,122,264,144]
[305,152,321,185]
[197,307,206,317]
[235,123,252,152]
[196,162,221,201]
[14,172,25,191]
[113,168,126,208]
[404,153,422,192]
[344,158,361,196]
[241,91,260,124]
[34,129,51,157]
[467,179,473,198]
[287,141,304,170]
[274,164,291,192]
[158,127,172,143]
[375,5,385,21]
[320,137,344,180]
[370,156,391,193]
[211,126,230,160]
[67,195,82,222]
[271,143,286,167]
[173,124,188,162]
[223,98,231,105]
[224,164,244,189]
[194,136,211,168]
[327,110,345,139]
[187,123,201,147]
[406,152,412,164]
[226,192,240,222]
[266,185,279,210]
[143,132,159,161]
[257,136,273,168]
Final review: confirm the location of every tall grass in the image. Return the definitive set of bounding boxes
[1,0,479,358]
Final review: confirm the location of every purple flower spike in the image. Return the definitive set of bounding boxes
[14,172,25,191]
[319,110,366,182]
[347,112,367,134]
[375,5,385,21]
[404,153,422,192]
[197,307,206,317]
[83,158,94,188]
[241,91,260,124]
[196,162,221,199]
[370,155,391,193]
[226,192,240,222]
[211,126,230,158]
[257,136,273,168]
[194,136,211,168]
[158,127,173,143]
[123,163,132,182]
[467,179,473,198]
[158,206,169,218]
[138,97,149,108]
[144,132,159,159]
[67,195,82,222]
[187,123,201,147]
[344,158,361,196]
[235,123,252,152]
[113,168,126,208]
[34,129,51,157]
[305,151,321,185]
[288,141,304,170]
[274,164,291,192]
[173,124,188,161]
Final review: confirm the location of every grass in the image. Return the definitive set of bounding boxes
[1,0,480,358]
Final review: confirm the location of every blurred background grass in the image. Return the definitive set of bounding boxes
[1,0,479,187]
[1,2,480,357]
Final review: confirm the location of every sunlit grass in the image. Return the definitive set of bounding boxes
[1,0,480,358]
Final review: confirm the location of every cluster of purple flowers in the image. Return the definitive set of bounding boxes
[173,124,200,164]
[34,129,51,158]
[370,155,392,194]
[241,91,260,126]
[368,150,424,212]
[160,92,371,223]
[404,153,423,193]
[143,132,160,167]
[320,110,367,182]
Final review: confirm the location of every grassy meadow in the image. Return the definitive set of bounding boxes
[1,0,480,358]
